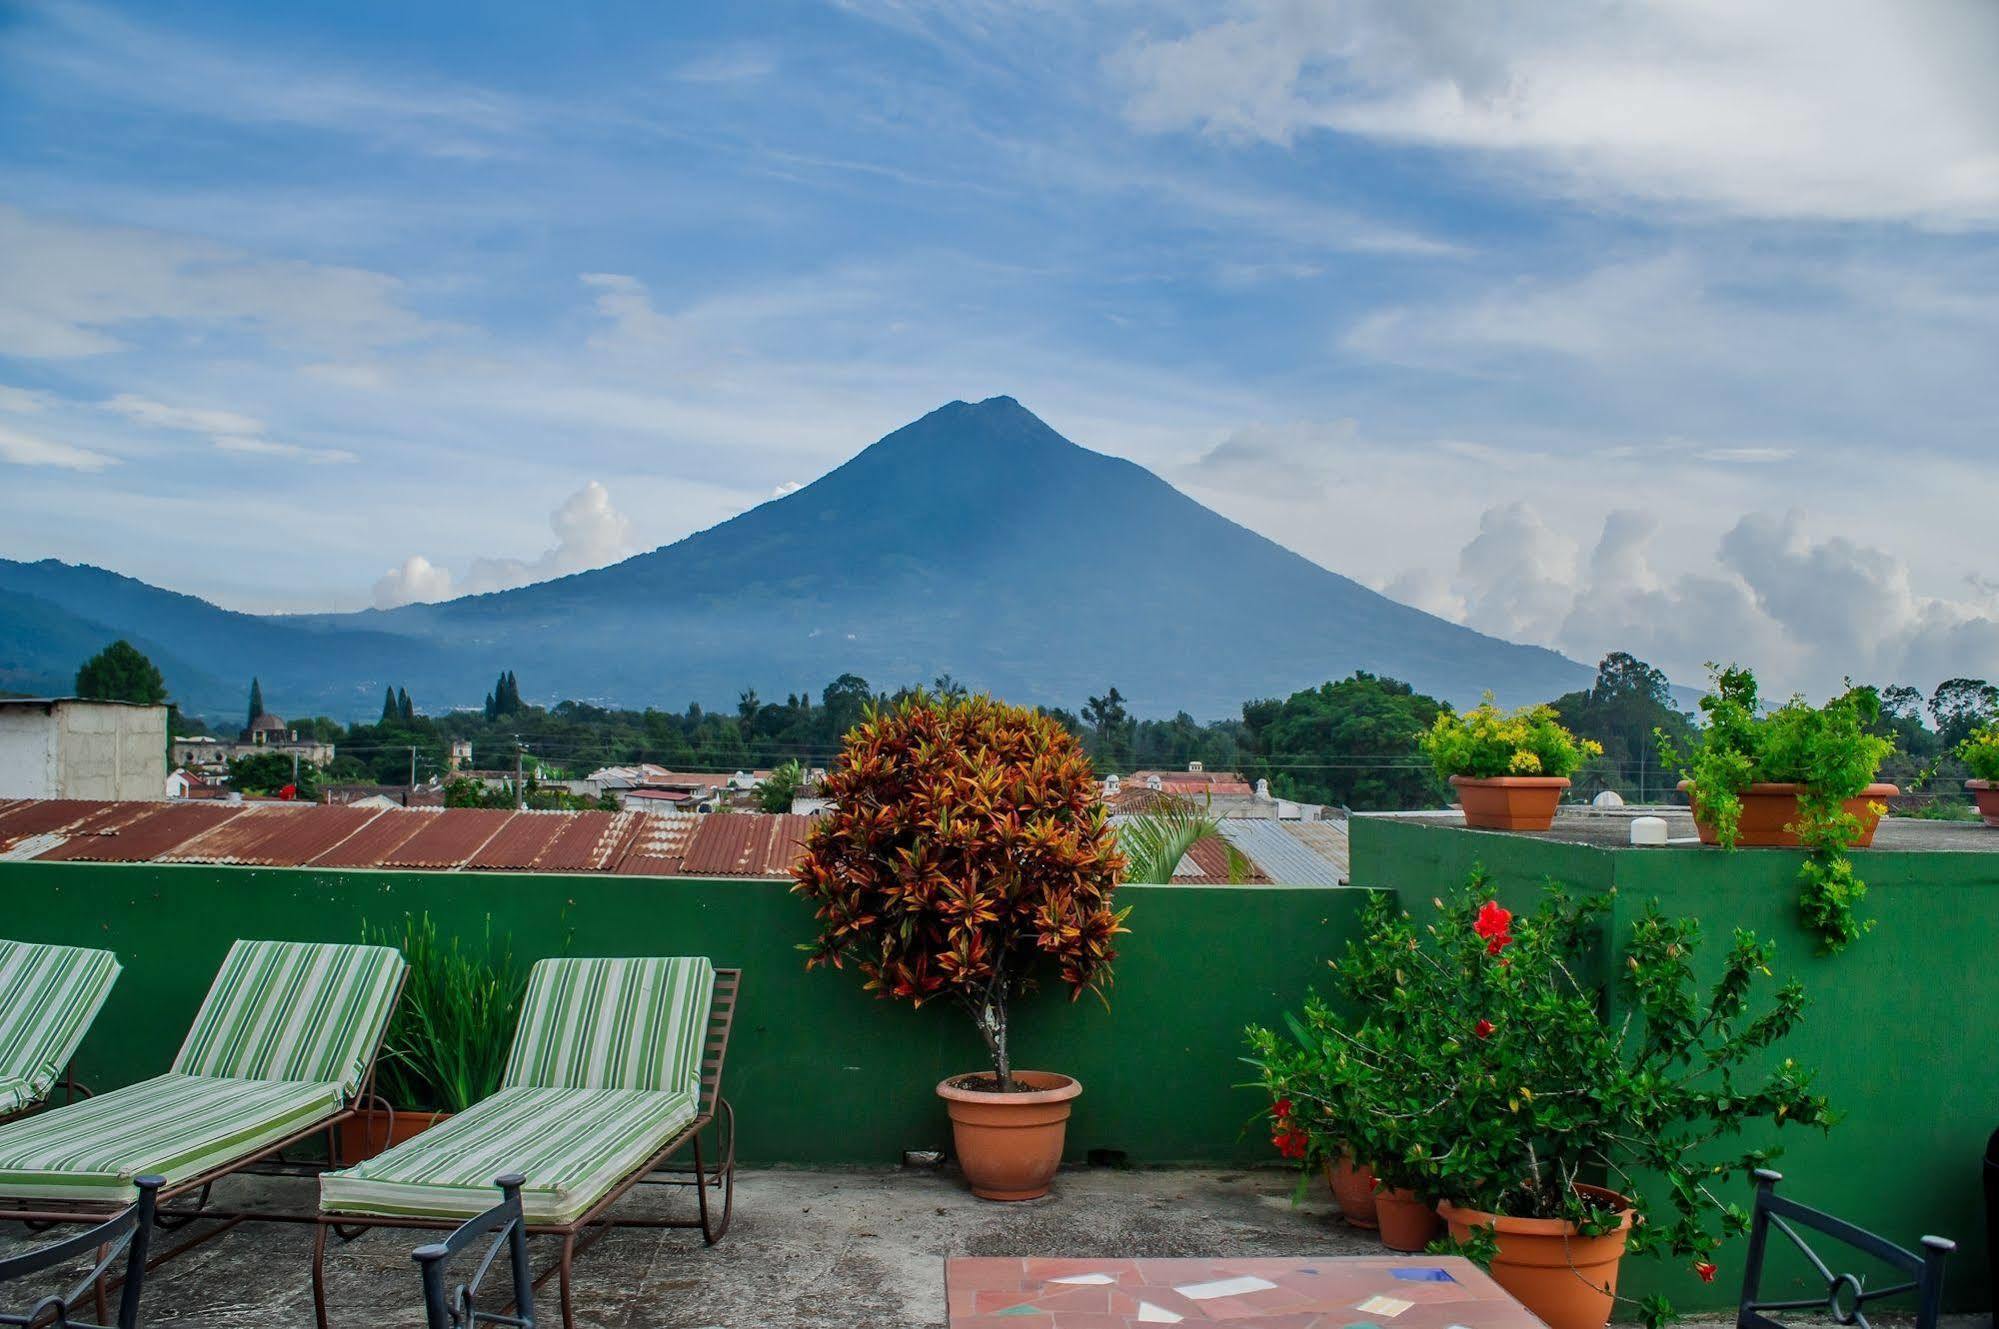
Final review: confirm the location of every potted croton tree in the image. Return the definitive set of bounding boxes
[1248,872,1832,1329]
[1663,666,1898,951]
[1961,721,1999,826]
[791,691,1128,1201]
[339,912,528,1164]
[1420,697,1601,831]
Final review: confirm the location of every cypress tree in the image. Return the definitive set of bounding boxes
[381,686,398,724]
[397,687,413,724]
[247,677,264,729]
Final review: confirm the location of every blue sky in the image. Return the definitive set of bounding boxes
[2,0,1996,695]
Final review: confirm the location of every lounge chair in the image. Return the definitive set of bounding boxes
[315,957,739,1329]
[0,939,121,1124]
[0,1175,160,1329]
[0,940,403,1239]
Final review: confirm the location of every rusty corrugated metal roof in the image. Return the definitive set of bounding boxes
[467,811,571,870]
[535,810,646,873]
[0,800,133,847]
[35,803,246,862]
[377,809,517,869]
[165,804,386,866]
[617,812,698,876]
[679,812,812,878]
[305,807,438,868]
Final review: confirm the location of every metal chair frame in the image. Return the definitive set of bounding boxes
[0,1175,160,1329]
[1736,1168,1953,1329]
[0,1061,96,1129]
[313,967,740,1329]
[414,1174,536,1329]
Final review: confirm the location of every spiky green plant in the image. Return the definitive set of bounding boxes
[1116,796,1246,884]
[365,913,528,1113]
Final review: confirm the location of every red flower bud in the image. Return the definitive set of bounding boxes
[1694,1262,1718,1284]
[1474,1018,1494,1039]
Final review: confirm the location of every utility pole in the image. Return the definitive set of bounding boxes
[514,738,527,811]
[408,745,418,789]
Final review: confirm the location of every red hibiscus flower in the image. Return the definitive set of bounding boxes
[1271,1126,1309,1160]
[1272,1098,1292,1120]
[1474,1018,1494,1039]
[1475,900,1514,954]
[1694,1262,1718,1284]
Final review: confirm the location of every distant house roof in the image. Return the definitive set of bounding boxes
[247,714,288,733]
[1214,818,1349,886]
[587,765,727,791]
[1124,770,1256,798]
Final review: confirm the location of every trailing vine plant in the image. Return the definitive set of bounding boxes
[1660,666,1894,953]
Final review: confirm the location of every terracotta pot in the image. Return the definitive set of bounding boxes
[1374,1186,1441,1252]
[334,1107,450,1166]
[1680,781,1899,848]
[1323,1154,1378,1229]
[1450,776,1570,831]
[1968,781,1999,828]
[1438,1184,1635,1329]
[937,1071,1080,1201]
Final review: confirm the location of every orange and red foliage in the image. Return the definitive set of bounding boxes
[790,692,1128,1011]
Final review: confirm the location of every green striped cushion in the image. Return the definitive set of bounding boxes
[0,939,121,1108]
[0,1077,33,1119]
[172,940,404,1097]
[319,1085,697,1224]
[502,957,713,1095]
[0,1073,341,1204]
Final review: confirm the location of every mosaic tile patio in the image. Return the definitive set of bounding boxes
[946,1255,1546,1329]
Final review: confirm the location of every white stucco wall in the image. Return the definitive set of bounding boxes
[0,701,167,800]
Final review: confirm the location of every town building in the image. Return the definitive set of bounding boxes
[0,699,168,801]
[170,713,336,773]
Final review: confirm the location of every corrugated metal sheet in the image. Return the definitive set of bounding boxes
[1215,819,1346,886]
[37,803,245,862]
[679,812,810,878]
[0,799,131,848]
[378,809,517,869]
[617,812,698,876]
[1168,833,1273,885]
[165,804,385,866]
[1277,820,1351,884]
[306,807,438,868]
[467,811,571,871]
[535,811,645,873]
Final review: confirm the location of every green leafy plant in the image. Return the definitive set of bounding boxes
[364,913,529,1113]
[1420,695,1602,781]
[791,691,1128,1090]
[1116,793,1247,885]
[758,759,805,813]
[1660,666,1895,951]
[1245,871,1833,1328]
[1960,721,1999,783]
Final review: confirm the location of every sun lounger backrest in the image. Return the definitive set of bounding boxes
[172,940,404,1096]
[503,957,714,1096]
[0,939,120,1099]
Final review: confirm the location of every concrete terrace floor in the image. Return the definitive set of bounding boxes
[4,1166,1382,1329]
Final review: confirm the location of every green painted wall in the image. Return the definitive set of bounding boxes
[1351,816,1999,1312]
[0,862,1374,1168]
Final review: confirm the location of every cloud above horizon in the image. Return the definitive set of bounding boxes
[1,1,1994,695]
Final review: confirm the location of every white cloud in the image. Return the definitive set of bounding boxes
[771,480,804,498]
[1115,0,1999,226]
[1401,502,1999,696]
[211,435,357,464]
[0,422,116,471]
[103,394,264,435]
[372,555,455,610]
[0,206,437,361]
[372,481,636,608]
[0,386,55,414]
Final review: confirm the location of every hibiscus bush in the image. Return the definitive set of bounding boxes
[1245,871,1834,1327]
[790,691,1128,1090]
[1420,696,1601,781]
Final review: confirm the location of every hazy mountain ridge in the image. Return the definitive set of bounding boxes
[0,398,1590,721]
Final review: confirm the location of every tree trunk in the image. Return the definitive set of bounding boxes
[971,985,1011,1090]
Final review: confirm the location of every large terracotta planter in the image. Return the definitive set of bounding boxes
[937,1071,1080,1201]
[334,1107,450,1166]
[1374,1186,1441,1252]
[1450,776,1570,831]
[1968,781,1999,827]
[1680,781,1898,847]
[1438,1184,1635,1329]
[1323,1154,1378,1229]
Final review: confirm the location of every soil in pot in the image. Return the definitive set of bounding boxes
[1682,781,1899,848]
[1437,1184,1635,1329]
[936,1070,1080,1201]
[1323,1154,1378,1229]
[1450,776,1570,832]
[1374,1186,1441,1252]
[335,1107,450,1166]
[1968,781,1999,828]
